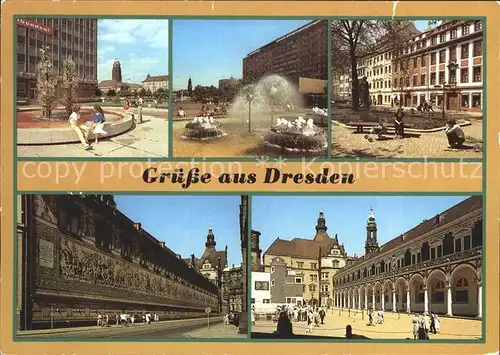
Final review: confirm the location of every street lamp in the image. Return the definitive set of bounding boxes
[435,61,459,120]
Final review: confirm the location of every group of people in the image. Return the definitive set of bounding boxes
[123,96,144,124]
[416,99,435,114]
[273,304,328,334]
[69,104,107,150]
[115,312,159,327]
[411,312,441,340]
[96,312,110,327]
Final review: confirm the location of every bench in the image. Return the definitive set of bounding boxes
[349,122,414,133]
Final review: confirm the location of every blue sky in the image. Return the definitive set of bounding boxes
[172,20,310,90]
[114,195,242,266]
[252,195,470,258]
[97,19,169,84]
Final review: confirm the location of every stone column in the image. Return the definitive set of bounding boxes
[446,284,453,316]
[353,294,356,308]
[358,291,361,310]
[477,282,482,318]
[364,291,368,310]
[372,291,375,310]
[347,293,350,308]
[424,286,429,314]
[406,286,411,313]
[392,289,396,312]
[381,291,385,311]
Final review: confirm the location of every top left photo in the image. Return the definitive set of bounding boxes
[16,18,170,158]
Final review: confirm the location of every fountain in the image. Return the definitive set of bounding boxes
[181,116,228,141]
[263,116,327,153]
[306,107,329,128]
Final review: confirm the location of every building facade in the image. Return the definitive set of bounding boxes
[218,77,240,91]
[222,264,244,314]
[262,212,350,307]
[17,194,219,330]
[243,20,328,93]
[16,18,98,101]
[351,20,483,111]
[142,74,169,92]
[251,271,271,304]
[332,196,483,318]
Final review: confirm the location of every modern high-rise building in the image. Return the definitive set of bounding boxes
[16,18,98,102]
[243,20,328,94]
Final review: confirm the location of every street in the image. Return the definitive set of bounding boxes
[16,317,246,339]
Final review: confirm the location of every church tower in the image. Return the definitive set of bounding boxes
[205,227,216,249]
[187,77,193,93]
[112,60,122,83]
[365,206,379,255]
[313,211,330,242]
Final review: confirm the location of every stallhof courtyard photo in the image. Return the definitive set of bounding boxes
[250,195,483,340]
[16,18,169,158]
[330,19,483,159]
[171,19,329,158]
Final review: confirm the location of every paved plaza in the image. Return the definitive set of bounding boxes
[251,309,482,340]
[17,115,169,158]
[332,118,483,159]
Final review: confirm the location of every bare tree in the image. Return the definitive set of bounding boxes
[331,21,385,110]
[36,45,58,118]
[61,56,77,115]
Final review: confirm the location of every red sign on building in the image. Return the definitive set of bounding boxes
[16,19,54,35]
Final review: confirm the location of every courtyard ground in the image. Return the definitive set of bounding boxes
[17,114,169,158]
[331,107,483,158]
[251,309,482,339]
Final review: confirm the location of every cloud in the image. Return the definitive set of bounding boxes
[98,19,169,48]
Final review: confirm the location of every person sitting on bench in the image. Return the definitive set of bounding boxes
[177,107,186,118]
[370,119,388,139]
[394,108,405,138]
[444,119,465,148]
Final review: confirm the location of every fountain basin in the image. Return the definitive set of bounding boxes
[17,108,132,145]
[181,121,228,141]
[263,124,327,153]
[306,113,329,128]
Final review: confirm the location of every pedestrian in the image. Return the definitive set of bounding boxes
[306,309,313,333]
[394,107,405,138]
[314,308,320,327]
[434,313,440,333]
[412,314,419,339]
[430,312,437,334]
[116,314,119,325]
[368,310,373,326]
[119,312,127,326]
[68,105,91,150]
[423,312,431,338]
[251,308,256,325]
[91,105,107,144]
[137,96,144,124]
[319,307,326,325]
[97,312,102,326]
[130,314,135,325]
[444,119,465,148]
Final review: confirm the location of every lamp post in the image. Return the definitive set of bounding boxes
[436,61,459,120]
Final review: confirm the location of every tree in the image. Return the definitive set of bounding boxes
[94,87,102,97]
[154,88,168,102]
[139,88,147,97]
[60,56,77,115]
[36,45,58,118]
[331,21,385,110]
[106,89,116,97]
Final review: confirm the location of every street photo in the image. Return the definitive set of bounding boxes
[171,19,329,158]
[250,195,483,340]
[16,18,169,158]
[331,20,483,158]
[16,194,249,339]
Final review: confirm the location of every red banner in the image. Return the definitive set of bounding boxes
[16,19,54,36]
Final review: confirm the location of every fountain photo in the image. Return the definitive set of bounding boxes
[172,19,329,158]
[16,18,169,158]
[16,194,250,339]
[331,19,483,158]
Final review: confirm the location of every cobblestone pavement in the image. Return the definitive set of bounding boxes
[183,322,247,338]
[251,309,482,339]
[332,120,483,159]
[17,116,169,158]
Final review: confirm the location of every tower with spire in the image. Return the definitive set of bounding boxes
[187,77,193,93]
[365,206,379,255]
[205,227,216,249]
[313,210,330,242]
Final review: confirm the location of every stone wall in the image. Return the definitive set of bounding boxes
[26,195,219,329]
